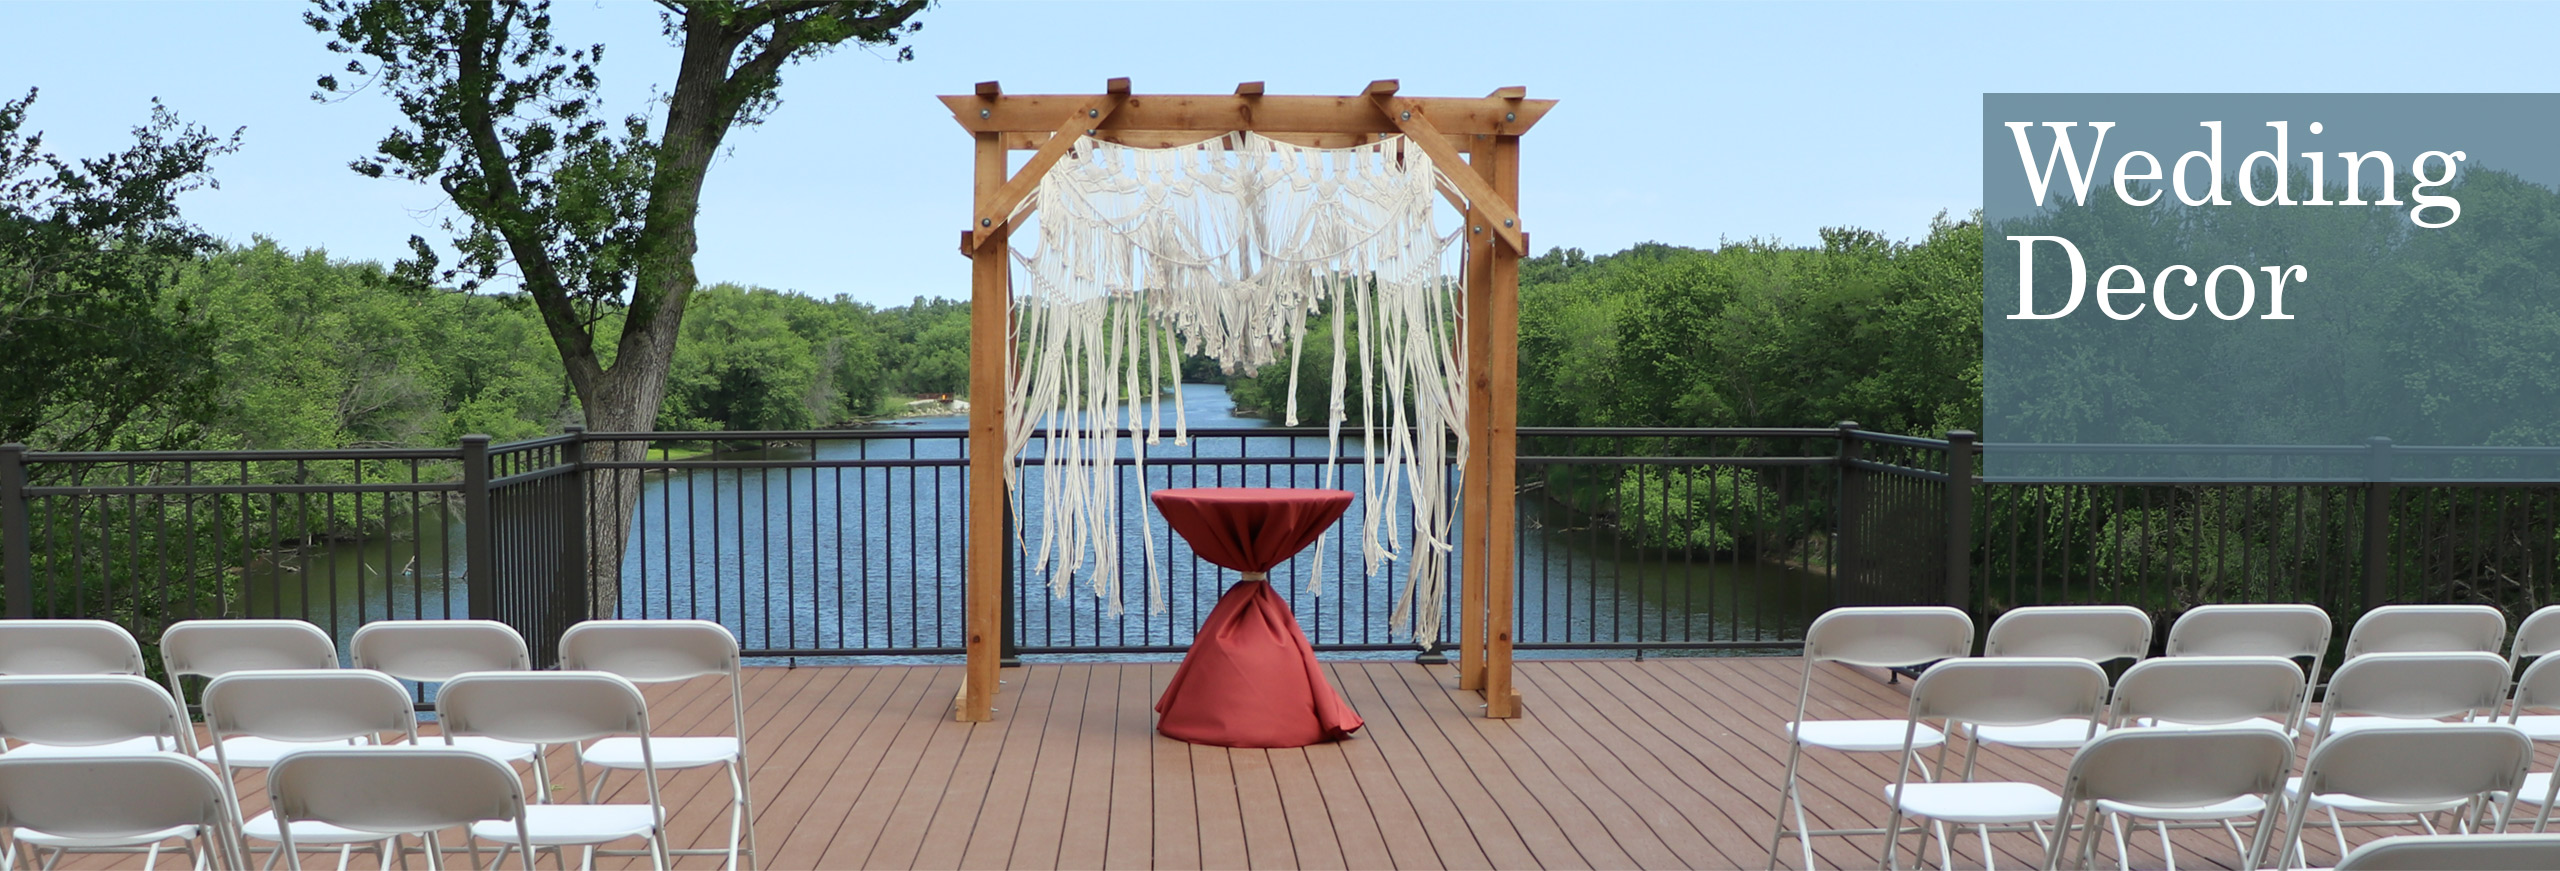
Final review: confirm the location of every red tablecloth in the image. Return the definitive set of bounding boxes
[1149,487,1364,748]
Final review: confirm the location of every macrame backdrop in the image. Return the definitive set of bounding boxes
[1004,131,1468,648]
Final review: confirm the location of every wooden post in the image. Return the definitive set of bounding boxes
[1482,133,1522,719]
[960,125,1008,722]
[1456,137,1494,691]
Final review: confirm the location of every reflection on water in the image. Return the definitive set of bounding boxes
[262,383,1826,655]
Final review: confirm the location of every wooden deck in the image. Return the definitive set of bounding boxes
[73,657,2548,870]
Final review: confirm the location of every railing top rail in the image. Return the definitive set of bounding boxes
[1844,430,1953,449]
[1520,426,1845,439]
[21,447,464,463]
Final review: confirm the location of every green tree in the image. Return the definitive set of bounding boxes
[0,89,236,454]
[662,284,818,431]
[310,0,927,614]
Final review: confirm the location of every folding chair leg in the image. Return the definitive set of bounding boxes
[733,758,760,871]
[1766,740,1811,871]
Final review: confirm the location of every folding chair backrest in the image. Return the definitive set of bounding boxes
[2506,653,2560,717]
[2317,651,2512,730]
[2061,727,2295,811]
[2107,656,2306,729]
[2335,833,2560,870]
[438,671,650,745]
[2512,605,2560,663]
[0,754,235,844]
[1800,607,1973,668]
[0,619,147,675]
[2297,724,2530,808]
[160,619,339,698]
[2343,604,2508,660]
[350,619,531,681]
[202,669,415,745]
[2165,603,2331,659]
[269,746,524,836]
[1984,605,2152,663]
[0,674,191,752]
[1909,657,2110,727]
[559,619,740,682]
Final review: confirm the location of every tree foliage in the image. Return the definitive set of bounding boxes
[0,89,238,453]
[307,0,927,434]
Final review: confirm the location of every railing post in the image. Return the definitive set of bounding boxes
[1,444,30,619]
[461,435,495,622]
[1833,421,1863,604]
[557,426,589,650]
[1944,431,1977,614]
[2362,436,2394,611]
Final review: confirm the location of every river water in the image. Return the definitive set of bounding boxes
[251,383,1826,657]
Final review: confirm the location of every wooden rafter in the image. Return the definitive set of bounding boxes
[1366,84,1526,253]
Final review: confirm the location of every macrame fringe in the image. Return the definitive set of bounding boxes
[1006,132,1467,649]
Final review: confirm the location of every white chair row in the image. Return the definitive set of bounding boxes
[0,617,760,871]
[1769,603,2560,870]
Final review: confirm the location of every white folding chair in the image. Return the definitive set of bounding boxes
[1763,606,1974,871]
[2282,652,2514,863]
[0,619,170,756]
[203,669,418,870]
[2490,654,2560,831]
[2332,832,2560,870]
[161,619,341,762]
[559,619,758,870]
[0,676,207,868]
[269,746,537,871]
[2488,605,2560,741]
[2275,724,2533,871]
[351,620,546,771]
[2165,604,2331,734]
[2084,657,2307,869]
[2340,604,2507,660]
[442,671,670,870]
[1974,606,2151,750]
[1882,657,2109,871]
[2045,727,2295,871]
[0,753,246,871]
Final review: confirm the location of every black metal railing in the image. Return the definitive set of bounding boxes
[8,425,2556,665]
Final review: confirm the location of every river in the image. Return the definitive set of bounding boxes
[249,383,1826,658]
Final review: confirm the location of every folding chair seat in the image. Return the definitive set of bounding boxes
[0,619,171,756]
[440,671,671,869]
[0,676,210,868]
[160,619,343,766]
[2331,833,2560,870]
[1762,606,1974,870]
[560,619,758,870]
[1973,605,2151,750]
[2275,724,2533,871]
[2164,604,2331,735]
[2045,727,2295,871]
[202,669,419,867]
[351,620,544,767]
[0,753,245,871]
[1880,657,2110,871]
[268,746,536,871]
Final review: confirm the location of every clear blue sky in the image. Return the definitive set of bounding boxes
[9,1,2560,307]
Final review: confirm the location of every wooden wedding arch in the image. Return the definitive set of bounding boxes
[946,79,1554,722]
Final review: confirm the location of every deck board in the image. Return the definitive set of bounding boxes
[57,656,2533,870]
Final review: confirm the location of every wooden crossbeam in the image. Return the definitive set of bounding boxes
[1371,95,1526,253]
